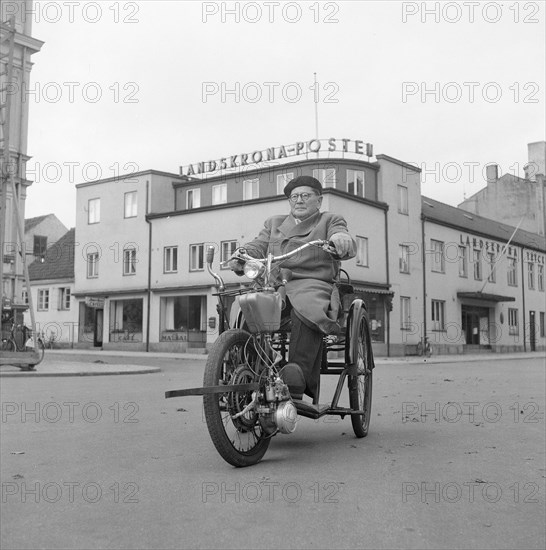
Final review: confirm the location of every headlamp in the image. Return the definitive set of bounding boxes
[243,260,264,280]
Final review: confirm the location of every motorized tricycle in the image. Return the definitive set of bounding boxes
[165,239,374,467]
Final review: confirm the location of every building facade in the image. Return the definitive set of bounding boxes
[73,139,546,356]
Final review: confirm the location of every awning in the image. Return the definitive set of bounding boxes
[457,292,516,302]
[352,285,394,295]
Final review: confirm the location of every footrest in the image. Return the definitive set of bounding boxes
[293,400,331,419]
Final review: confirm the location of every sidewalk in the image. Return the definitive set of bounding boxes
[0,348,543,377]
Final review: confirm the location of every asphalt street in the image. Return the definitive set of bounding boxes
[1,351,545,549]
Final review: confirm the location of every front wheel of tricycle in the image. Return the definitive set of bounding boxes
[203,329,270,467]
[346,300,373,438]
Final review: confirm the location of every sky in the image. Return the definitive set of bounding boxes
[16,0,546,229]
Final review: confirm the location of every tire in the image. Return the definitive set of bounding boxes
[346,300,373,438]
[425,343,432,358]
[416,341,423,356]
[203,329,270,467]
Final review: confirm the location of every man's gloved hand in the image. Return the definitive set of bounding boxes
[228,257,245,276]
[329,232,354,258]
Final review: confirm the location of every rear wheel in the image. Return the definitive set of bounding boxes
[35,338,45,365]
[346,300,373,438]
[203,329,270,467]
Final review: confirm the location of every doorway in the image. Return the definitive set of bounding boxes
[94,309,103,347]
[462,305,490,346]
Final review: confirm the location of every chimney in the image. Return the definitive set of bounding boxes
[486,164,498,185]
[525,141,546,181]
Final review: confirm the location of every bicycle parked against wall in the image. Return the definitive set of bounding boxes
[416,336,432,357]
[1,321,45,365]
[166,240,375,467]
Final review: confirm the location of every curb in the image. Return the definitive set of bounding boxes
[0,363,161,377]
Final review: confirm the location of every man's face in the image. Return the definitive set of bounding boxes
[288,186,323,220]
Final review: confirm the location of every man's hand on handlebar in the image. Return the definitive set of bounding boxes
[329,232,354,259]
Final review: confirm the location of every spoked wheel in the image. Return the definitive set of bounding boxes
[345,300,373,438]
[35,338,45,365]
[203,329,270,467]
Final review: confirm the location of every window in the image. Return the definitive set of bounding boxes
[538,264,544,291]
[487,252,496,283]
[187,188,201,209]
[38,289,49,311]
[58,287,71,310]
[508,308,518,335]
[528,262,535,290]
[123,247,137,275]
[540,312,545,337]
[473,249,482,281]
[399,244,410,274]
[458,246,468,278]
[313,168,336,188]
[87,252,99,278]
[243,178,259,200]
[507,256,517,286]
[347,170,365,197]
[277,173,293,195]
[164,246,178,273]
[33,235,47,256]
[400,296,411,330]
[356,236,368,267]
[190,244,204,271]
[212,184,227,205]
[124,191,137,218]
[431,240,444,273]
[397,185,408,214]
[431,300,445,331]
[22,290,28,305]
[88,198,100,224]
[220,240,238,268]
[109,298,143,342]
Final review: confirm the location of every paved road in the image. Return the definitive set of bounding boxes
[1,353,545,549]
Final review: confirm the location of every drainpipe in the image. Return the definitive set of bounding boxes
[145,180,152,352]
[520,245,526,352]
[384,207,390,357]
[421,215,427,344]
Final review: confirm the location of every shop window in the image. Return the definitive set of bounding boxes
[431,299,445,331]
[164,246,178,273]
[88,198,100,224]
[508,308,518,335]
[243,178,259,200]
[38,289,49,311]
[58,287,71,310]
[212,184,227,205]
[109,299,143,342]
[431,240,445,273]
[220,240,238,269]
[190,244,204,271]
[123,247,137,275]
[397,185,408,214]
[124,191,137,218]
[356,236,368,267]
[507,257,518,286]
[187,188,201,209]
[400,296,411,330]
[458,246,468,278]
[347,170,365,197]
[87,252,99,278]
[160,296,207,343]
[399,244,410,274]
[277,173,293,195]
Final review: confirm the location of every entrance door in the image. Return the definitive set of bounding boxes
[529,311,536,352]
[462,306,490,345]
[94,309,103,347]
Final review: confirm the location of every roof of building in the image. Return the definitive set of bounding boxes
[24,214,51,232]
[422,196,546,252]
[28,228,75,281]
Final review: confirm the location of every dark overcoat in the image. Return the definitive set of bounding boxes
[244,210,356,334]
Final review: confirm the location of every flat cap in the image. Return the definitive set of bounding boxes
[284,175,323,197]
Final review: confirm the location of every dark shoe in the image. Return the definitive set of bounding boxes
[279,362,305,400]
